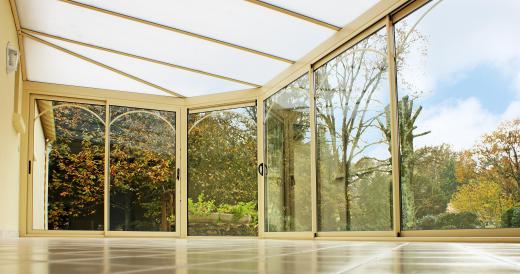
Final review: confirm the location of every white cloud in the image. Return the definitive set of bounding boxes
[396,0,520,151]
[415,97,520,151]
[398,0,520,97]
[416,98,496,151]
[515,73,520,97]
[502,101,520,122]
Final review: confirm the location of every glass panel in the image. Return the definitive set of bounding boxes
[18,0,290,86]
[187,107,258,236]
[396,0,520,230]
[109,106,176,232]
[31,34,253,97]
[315,28,392,231]
[264,0,379,27]
[32,100,105,230]
[24,38,168,96]
[74,0,335,61]
[264,74,312,232]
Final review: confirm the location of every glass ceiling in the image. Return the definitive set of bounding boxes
[264,0,379,27]
[24,38,169,95]
[16,0,382,97]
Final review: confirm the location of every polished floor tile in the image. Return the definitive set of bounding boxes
[0,238,519,274]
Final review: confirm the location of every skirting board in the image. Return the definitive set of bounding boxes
[0,230,19,239]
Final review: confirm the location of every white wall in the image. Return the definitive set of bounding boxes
[0,0,22,239]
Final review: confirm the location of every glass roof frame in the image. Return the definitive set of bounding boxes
[12,0,387,97]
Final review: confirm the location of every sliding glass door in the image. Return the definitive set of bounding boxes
[263,75,312,233]
[31,99,105,231]
[315,28,392,232]
[187,106,257,236]
[109,106,178,232]
[29,97,180,235]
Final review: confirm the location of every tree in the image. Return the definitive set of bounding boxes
[47,103,105,230]
[264,76,311,232]
[448,119,520,228]
[315,29,390,230]
[348,157,393,230]
[411,145,457,220]
[188,108,257,206]
[379,96,431,228]
[450,180,514,227]
[474,119,520,201]
[187,107,258,235]
[46,104,178,231]
[109,107,176,231]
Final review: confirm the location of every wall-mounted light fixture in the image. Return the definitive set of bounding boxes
[6,42,19,73]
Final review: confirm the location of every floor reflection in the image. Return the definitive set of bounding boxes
[0,238,519,273]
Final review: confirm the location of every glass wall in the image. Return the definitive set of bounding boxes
[28,0,520,237]
[264,74,312,232]
[188,107,257,236]
[315,28,392,232]
[32,100,105,230]
[396,0,520,230]
[109,106,177,232]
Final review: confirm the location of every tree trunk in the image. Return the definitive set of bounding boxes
[161,192,168,232]
[399,97,417,228]
[401,133,416,228]
[124,193,131,230]
[282,111,296,231]
[342,121,351,231]
[160,189,174,232]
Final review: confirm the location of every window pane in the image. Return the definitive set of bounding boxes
[188,107,257,236]
[264,75,312,232]
[315,28,392,232]
[396,0,520,230]
[32,100,105,231]
[109,106,176,232]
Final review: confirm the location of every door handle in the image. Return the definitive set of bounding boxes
[258,163,264,176]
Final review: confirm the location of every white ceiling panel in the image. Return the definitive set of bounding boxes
[17,0,291,86]
[264,0,380,27]
[72,0,336,61]
[24,38,170,96]
[15,0,381,97]
[29,34,254,97]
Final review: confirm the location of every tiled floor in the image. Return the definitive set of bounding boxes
[1,238,520,274]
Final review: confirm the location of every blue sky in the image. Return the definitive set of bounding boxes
[317,0,520,159]
[425,64,516,115]
[397,0,520,151]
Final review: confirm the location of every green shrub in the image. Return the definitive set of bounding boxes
[416,215,437,230]
[218,201,257,221]
[512,208,520,227]
[502,208,513,228]
[502,207,520,228]
[416,212,481,230]
[188,194,216,217]
[436,212,481,229]
[188,194,257,224]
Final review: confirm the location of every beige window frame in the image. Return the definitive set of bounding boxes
[24,90,182,238]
